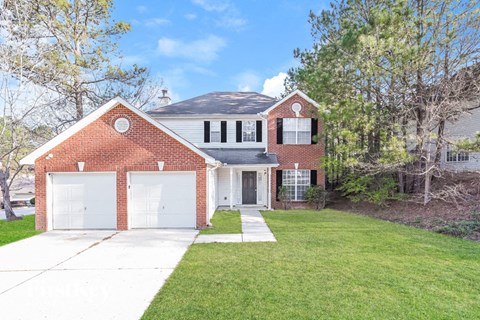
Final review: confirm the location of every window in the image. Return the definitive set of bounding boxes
[210,121,221,142]
[282,170,310,201]
[242,120,256,142]
[283,118,311,144]
[446,150,469,162]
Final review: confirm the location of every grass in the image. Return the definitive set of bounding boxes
[142,209,480,320]
[0,215,40,246]
[199,210,241,235]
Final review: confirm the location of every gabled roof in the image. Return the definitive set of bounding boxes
[148,92,277,116]
[261,90,320,115]
[20,97,217,165]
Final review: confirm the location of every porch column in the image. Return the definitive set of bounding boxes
[267,167,272,210]
[229,167,233,209]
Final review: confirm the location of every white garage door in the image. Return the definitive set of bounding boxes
[129,172,196,228]
[51,173,117,229]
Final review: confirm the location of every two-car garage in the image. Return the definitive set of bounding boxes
[20,97,212,231]
[50,172,196,230]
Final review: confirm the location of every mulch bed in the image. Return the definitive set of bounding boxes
[328,194,480,241]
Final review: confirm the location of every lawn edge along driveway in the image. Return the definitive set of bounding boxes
[0,215,40,246]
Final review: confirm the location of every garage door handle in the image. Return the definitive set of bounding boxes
[84,207,87,211]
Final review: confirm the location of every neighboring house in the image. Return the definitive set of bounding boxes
[20,90,324,231]
[440,107,480,172]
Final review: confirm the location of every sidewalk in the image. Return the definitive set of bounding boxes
[194,209,276,244]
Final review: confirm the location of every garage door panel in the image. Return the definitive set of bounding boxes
[129,172,196,228]
[51,173,117,230]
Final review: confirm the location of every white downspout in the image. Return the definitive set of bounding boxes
[267,167,272,210]
[229,167,234,209]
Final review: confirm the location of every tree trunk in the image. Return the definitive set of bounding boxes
[0,168,19,221]
[434,119,445,165]
[74,88,83,120]
[398,170,405,193]
[423,171,431,206]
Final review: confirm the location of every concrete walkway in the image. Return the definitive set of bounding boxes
[195,209,276,243]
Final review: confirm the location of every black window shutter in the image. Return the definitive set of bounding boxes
[221,121,227,143]
[311,118,318,144]
[204,121,210,143]
[256,120,262,142]
[236,121,242,142]
[276,170,283,201]
[276,118,283,144]
[310,170,317,186]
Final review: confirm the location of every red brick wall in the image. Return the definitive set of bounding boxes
[267,94,325,209]
[34,104,207,231]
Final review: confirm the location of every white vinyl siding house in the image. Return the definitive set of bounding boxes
[440,107,480,172]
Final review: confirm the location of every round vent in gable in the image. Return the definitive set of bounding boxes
[114,117,131,133]
[291,102,302,117]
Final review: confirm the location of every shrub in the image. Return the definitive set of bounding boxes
[305,186,328,210]
[434,220,480,238]
[277,186,291,210]
[339,174,404,207]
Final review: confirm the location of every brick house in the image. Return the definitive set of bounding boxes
[21,90,324,231]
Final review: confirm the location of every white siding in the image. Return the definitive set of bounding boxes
[217,168,232,206]
[156,118,267,149]
[440,108,480,172]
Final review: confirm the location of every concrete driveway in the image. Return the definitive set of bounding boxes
[0,206,35,220]
[0,229,198,320]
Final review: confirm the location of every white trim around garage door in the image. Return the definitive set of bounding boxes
[127,171,197,229]
[47,172,117,231]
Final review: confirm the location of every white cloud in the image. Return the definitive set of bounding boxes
[144,18,170,27]
[217,16,246,29]
[191,0,229,12]
[157,35,226,63]
[235,71,261,92]
[192,0,247,30]
[261,72,288,98]
[136,5,148,14]
[184,13,197,20]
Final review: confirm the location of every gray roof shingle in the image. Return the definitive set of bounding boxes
[201,148,279,165]
[148,92,277,115]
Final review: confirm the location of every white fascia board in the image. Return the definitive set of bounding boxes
[20,96,216,165]
[260,90,320,115]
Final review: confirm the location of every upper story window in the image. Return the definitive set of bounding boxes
[446,150,469,162]
[236,120,262,143]
[210,121,221,143]
[204,121,226,143]
[242,120,256,142]
[283,118,311,144]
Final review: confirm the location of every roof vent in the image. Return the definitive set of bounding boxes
[158,89,171,106]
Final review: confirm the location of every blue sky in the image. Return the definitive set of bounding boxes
[112,0,327,102]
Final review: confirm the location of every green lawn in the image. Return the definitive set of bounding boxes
[0,215,40,246]
[143,209,480,320]
[199,210,241,235]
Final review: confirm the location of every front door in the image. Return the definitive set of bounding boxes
[242,171,257,205]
